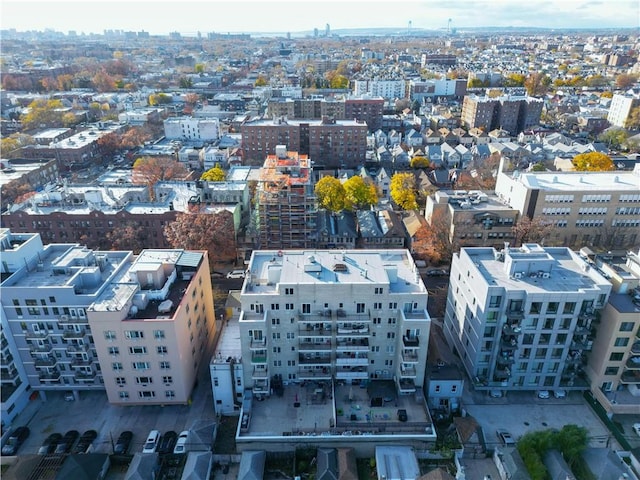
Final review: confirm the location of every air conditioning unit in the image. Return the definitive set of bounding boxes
[514,272,522,279]
[60,315,69,321]
[542,272,550,278]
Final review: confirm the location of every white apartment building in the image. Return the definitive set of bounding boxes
[443,243,611,395]
[89,249,216,406]
[353,79,406,100]
[238,249,431,397]
[164,117,220,141]
[607,92,640,128]
[495,161,640,249]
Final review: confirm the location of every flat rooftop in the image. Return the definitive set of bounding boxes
[511,170,640,192]
[244,249,426,295]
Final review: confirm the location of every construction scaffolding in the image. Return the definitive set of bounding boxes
[257,146,317,249]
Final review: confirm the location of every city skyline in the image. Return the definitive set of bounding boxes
[1,0,638,36]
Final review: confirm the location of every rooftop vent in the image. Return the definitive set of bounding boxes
[332,263,348,272]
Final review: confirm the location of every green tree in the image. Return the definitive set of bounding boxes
[201,164,226,181]
[343,176,378,210]
[530,162,546,172]
[390,173,418,210]
[598,128,628,149]
[315,176,346,212]
[410,156,430,169]
[195,63,205,74]
[179,77,193,88]
[572,152,615,171]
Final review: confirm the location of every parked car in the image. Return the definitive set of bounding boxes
[553,389,567,399]
[173,431,189,454]
[537,390,550,399]
[496,429,516,446]
[2,427,30,455]
[633,423,640,438]
[72,430,97,454]
[157,431,177,454]
[38,433,62,455]
[489,390,503,398]
[64,391,75,401]
[142,430,160,453]
[114,431,133,454]
[226,269,246,279]
[425,268,449,276]
[54,430,79,454]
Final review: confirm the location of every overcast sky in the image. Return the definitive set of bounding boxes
[1,0,638,35]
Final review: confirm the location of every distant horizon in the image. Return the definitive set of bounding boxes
[1,0,638,37]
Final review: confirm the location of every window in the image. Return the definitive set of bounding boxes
[373,302,382,310]
[546,302,558,314]
[138,391,156,399]
[129,346,147,355]
[387,332,395,339]
[562,302,576,314]
[375,287,383,295]
[273,347,281,353]
[161,376,173,384]
[285,303,294,310]
[271,303,280,310]
[489,296,502,308]
[530,302,542,314]
[133,361,150,370]
[125,331,144,340]
[614,337,629,347]
[165,391,175,399]
[389,302,397,309]
[620,322,635,332]
[153,330,165,340]
[136,376,152,385]
[286,332,294,339]
[302,304,311,314]
[108,347,120,356]
[26,299,40,315]
[104,331,116,340]
[285,288,294,295]
[609,352,624,361]
[604,367,619,375]
[112,362,123,371]
[160,361,171,369]
[119,392,129,399]
[115,377,126,386]
[157,346,168,355]
[271,318,280,325]
[356,303,365,313]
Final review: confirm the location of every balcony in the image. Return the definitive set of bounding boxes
[620,369,640,384]
[497,355,514,366]
[494,366,511,381]
[252,367,268,379]
[249,338,266,350]
[70,358,93,368]
[299,354,332,366]
[25,331,49,340]
[631,342,640,355]
[66,345,88,355]
[39,372,61,382]
[500,337,518,350]
[399,366,417,378]
[335,366,368,380]
[570,339,593,351]
[251,352,267,364]
[252,379,269,394]
[502,324,522,335]
[298,368,331,380]
[63,330,86,339]
[506,309,524,320]
[625,356,640,370]
[397,378,416,394]
[29,344,53,354]
[336,338,369,351]
[299,325,332,337]
[335,353,368,366]
[74,371,96,381]
[298,341,332,352]
[402,350,419,363]
[337,324,369,336]
[1,370,19,381]
[578,310,596,321]
[34,357,57,368]
[402,336,419,348]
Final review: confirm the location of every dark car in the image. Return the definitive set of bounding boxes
[2,426,30,455]
[38,433,62,455]
[72,430,97,454]
[397,409,408,422]
[114,431,133,455]
[54,430,79,454]
[157,431,177,454]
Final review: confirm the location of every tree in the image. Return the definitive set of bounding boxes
[343,176,377,210]
[314,176,346,212]
[254,75,268,87]
[417,209,457,264]
[524,72,551,97]
[132,157,188,199]
[164,212,236,268]
[96,132,121,156]
[195,63,205,73]
[120,127,153,149]
[530,162,546,172]
[201,164,226,182]
[390,173,418,210]
[626,106,640,130]
[105,222,148,253]
[615,73,638,90]
[148,93,172,106]
[572,152,615,172]
[410,156,430,169]
[598,128,628,150]
[503,73,525,87]
[92,70,116,92]
[20,99,65,130]
[555,424,588,467]
[511,216,554,246]
[1,133,34,159]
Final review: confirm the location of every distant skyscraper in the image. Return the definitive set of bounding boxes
[325,23,330,37]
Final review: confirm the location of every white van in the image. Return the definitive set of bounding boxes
[226,270,246,279]
[142,430,160,453]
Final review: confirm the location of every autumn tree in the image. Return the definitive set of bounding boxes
[148,93,173,106]
[390,172,418,210]
[410,156,430,169]
[20,99,65,130]
[615,73,638,90]
[254,75,268,87]
[503,73,525,87]
[343,176,378,210]
[511,216,554,247]
[164,211,237,268]
[201,164,226,182]
[92,70,116,92]
[96,132,121,156]
[524,72,551,97]
[1,133,34,159]
[572,152,615,172]
[105,222,148,253]
[315,176,346,212]
[626,106,640,130]
[132,157,188,199]
[415,209,457,264]
[120,126,153,149]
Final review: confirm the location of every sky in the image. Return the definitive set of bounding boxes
[1,0,638,35]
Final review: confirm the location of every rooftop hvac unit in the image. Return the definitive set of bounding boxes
[514,272,522,279]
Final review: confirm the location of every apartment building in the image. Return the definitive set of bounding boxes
[241,117,368,168]
[443,243,611,395]
[164,117,221,142]
[461,94,543,135]
[89,249,216,406]
[256,146,316,249]
[495,161,640,249]
[0,230,134,402]
[238,248,431,397]
[425,190,519,249]
[584,251,640,414]
[607,92,640,128]
[353,79,406,101]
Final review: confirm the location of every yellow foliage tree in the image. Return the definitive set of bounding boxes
[572,152,615,172]
[343,176,377,210]
[410,156,430,169]
[201,164,226,181]
[390,173,418,210]
[315,176,346,212]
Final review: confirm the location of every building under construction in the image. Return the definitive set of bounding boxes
[257,146,317,249]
